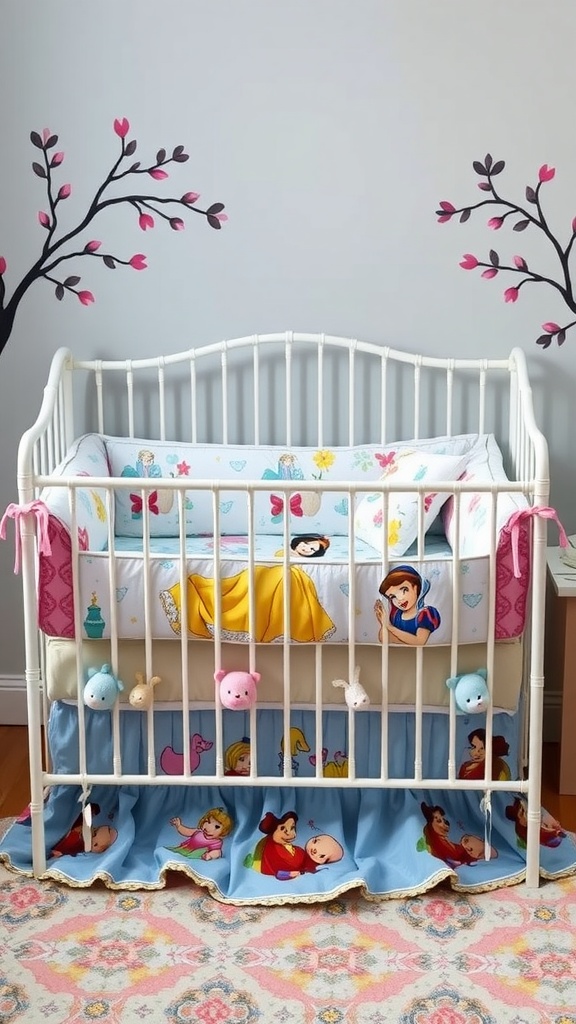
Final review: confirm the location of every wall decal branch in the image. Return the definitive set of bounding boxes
[436,154,575,349]
[0,118,227,358]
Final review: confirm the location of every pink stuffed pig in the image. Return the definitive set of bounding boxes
[215,669,261,710]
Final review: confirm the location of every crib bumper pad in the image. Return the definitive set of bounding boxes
[21,431,538,643]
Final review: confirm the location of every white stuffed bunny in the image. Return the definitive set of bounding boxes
[332,666,370,708]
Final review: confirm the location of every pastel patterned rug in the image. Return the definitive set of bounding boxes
[1,819,576,1023]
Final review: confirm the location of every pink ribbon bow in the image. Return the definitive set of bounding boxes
[0,499,52,574]
[507,505,568,579]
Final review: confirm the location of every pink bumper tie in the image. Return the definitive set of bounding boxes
[508,506,567,579]
[0,500,52,574]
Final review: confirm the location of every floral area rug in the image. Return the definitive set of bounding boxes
[1,819,576,1024]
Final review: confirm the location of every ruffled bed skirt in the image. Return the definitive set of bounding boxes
[1,703,575,903]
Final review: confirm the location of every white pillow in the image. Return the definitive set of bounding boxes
[354,449,470,557]
[442,434,529,557]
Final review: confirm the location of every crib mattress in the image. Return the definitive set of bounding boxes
[48,533,525,645]
[44,633,524,710]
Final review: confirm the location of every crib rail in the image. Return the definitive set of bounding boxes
[13,334,550,887]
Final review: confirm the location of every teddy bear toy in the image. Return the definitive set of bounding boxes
[215,669,261,710]
[83,664,124,710]
[446,668,489,714]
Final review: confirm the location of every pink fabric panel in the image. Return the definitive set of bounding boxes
[38,517,75,638]
[494,519,530,640]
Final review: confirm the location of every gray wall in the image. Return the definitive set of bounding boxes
[1,0,575,677]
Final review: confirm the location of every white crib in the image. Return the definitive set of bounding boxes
[2,332,571,903]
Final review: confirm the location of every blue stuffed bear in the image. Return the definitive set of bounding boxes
[446,668,489,714]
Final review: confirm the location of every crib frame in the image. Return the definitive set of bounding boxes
[14,333,549,886]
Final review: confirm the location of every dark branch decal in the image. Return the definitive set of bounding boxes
[0,118,227,358]
[436,155,575,349]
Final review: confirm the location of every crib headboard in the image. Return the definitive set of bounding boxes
[18,332,548,505]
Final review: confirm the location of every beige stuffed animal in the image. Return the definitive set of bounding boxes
[129,672,161,710]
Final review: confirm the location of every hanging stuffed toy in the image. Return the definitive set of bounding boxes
[446,668,489,714]
[332,666,370,708]
[83,664,124,710]
[128,672,162,710]
[215,669,261,710]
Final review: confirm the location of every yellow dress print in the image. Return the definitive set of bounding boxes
[160,565,336,643]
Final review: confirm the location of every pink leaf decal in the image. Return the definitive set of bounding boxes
[181,191,200,204]
[42,128,51,144]
[0,257,6,275]
[504,287,519,303]
[513,255,528,270]
[51,151,64,167]
[169,217,185,231]
[38,211,50,228]
[487,217,503,230]
[481,268,498,279]
[78,290,95,305]
[542,321,561,333]
[138,213,155,231]
[129,253,147,270]
[439,201,456,212]
[84,240,102,252]
[148,168,168,180]
[538,164,555,183]
[114,117,130,139]
[57,183,71,200]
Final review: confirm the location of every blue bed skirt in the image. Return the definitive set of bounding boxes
[1,703,575,902]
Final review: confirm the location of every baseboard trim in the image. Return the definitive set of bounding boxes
[0,675,27,725]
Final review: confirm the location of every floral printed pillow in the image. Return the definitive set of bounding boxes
[104,436,476,538]
[353,450,471,557]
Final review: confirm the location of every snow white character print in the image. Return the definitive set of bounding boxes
[275,534,331,559]
[374,564,440,646]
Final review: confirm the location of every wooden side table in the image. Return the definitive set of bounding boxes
[545,546,576,795]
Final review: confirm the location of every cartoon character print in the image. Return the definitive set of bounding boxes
[121,448,165,519]
[159,563,335,643]
[224,737,251,776]
[309,747,348,778]
[505,797,566,849]
[458,728,511,782]
[50,803,118,859]
[264,450,336,523]
[121,447,181,518]
[160,733,214,775]
[166,806,233,861]
[418,802,498,867]
[244,810,344,880]
[374,564,441,646]
[278,726,311,775]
